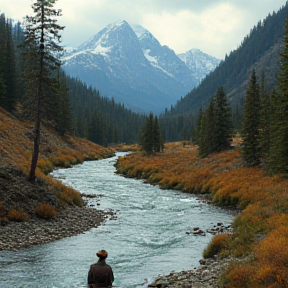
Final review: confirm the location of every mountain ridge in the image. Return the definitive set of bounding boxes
[171,3,287,116]
[63,20,219,114]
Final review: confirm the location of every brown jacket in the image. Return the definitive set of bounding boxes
[87,259,114,287]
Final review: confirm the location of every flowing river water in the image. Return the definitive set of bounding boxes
[0,152,233,288]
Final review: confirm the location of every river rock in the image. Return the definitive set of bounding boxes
[148,257,233,288]
[0,206,115,251]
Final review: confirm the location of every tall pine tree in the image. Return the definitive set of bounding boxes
[140,113,164,154]
[258,73,271,164]
[21,0,64,182]
[241,69,261,166]
[267,15,288,174]
[214,87,233,152]
[197,87,233,158]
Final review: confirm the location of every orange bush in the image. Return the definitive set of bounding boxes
[35,202,57,219]
[7,209,29,222]
[254,226,288,286]
[224,261,256,288]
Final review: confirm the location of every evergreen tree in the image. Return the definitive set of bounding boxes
[214,87,233,152]
[153,116,161,153]
[21,0,64,182]
[205,97,217,155]
[267,15,288,174]
[197,87,233,158]
[258,73,271,163]
[195,107,203,145]
[140,113,154,154]
[197,107,208,157]
[241,69,261,165]
[140,113,164,154]
[0,14,18,111]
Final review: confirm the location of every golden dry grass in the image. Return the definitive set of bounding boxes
[0,107,114,176]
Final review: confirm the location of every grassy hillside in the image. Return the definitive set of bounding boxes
[0,106,114,174]
[115,143,288,287]
[0,107,114,222]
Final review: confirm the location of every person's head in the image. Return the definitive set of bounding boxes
[96,250,108,260]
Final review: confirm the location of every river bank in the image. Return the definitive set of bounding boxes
[149,256,233,288]
[0,164,116,251]
[0,204,115,251]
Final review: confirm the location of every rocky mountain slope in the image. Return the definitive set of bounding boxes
[178,48,221,82]
[63,21,218,114]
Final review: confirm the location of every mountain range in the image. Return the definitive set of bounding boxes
[63,21,220,114]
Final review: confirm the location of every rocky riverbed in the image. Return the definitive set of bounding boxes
[149,256,232,288]
[0,205,115,251]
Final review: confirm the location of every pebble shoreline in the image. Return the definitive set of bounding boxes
[0,205,115,251]
[149,257,232,288]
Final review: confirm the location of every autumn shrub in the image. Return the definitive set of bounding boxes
[47,178,84,207]
[254,226,288,286]
[61,186,84,206]
[203,234,231,258]
[224,261,256,288]
[147,173,162,184]
[35,202,57,219]
[7,209,29,222]
[37,158,54,174]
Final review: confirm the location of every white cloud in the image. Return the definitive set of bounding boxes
[140,3,245,58]
[0,0,286,59]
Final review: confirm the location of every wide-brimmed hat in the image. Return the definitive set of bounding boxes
[96,250,108,258]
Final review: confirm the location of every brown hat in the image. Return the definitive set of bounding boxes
[96,250,108,259]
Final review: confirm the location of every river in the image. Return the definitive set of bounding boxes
[0,152,233,288]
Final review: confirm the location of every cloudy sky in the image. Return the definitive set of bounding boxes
[0,0,286,58]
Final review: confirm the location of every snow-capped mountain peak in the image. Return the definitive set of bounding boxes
[178,48,221,82]
[63,21,219,114]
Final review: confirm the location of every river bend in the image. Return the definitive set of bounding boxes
[0,152,233,288]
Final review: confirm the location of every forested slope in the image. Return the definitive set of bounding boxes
[172,3,287,115]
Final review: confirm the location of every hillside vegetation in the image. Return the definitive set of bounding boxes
[0,107,114,221]
[0,107,114,172]
[115,143,288,287]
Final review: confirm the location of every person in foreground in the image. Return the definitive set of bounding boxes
[88,250,114,288]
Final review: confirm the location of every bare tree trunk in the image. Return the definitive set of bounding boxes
[28,4,45,183]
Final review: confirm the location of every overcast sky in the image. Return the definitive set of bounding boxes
[0,0,286,59]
